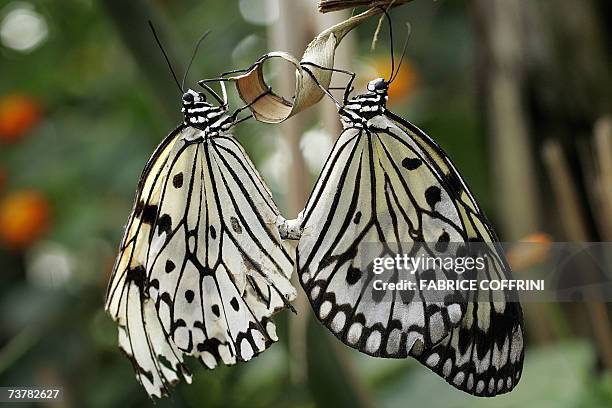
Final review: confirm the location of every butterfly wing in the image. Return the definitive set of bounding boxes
[105,126,296,397]
[117,280,192,397]
[104,126,192,397]
[382,113,524,396]
[105,125,182,324]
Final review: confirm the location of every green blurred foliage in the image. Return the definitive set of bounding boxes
[0,0,609,407]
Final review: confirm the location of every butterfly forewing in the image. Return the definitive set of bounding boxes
[298,124,467,356]
[105,127,184,323]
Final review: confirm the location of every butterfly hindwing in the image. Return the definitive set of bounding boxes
[380,113,524,396]
[119,281,192,398]
[413,300,524,396]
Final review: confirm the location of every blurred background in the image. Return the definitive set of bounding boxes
[0,0,611,406]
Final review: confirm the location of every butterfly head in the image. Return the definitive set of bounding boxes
[367,78,389,95]
[182,89,207,106]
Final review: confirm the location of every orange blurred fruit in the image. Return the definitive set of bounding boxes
[0,190,51,249]
[0,94,42,143]
[371,56,418,103]
[507,232,552,272]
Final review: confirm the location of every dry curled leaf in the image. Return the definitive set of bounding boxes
[226,7,384,123]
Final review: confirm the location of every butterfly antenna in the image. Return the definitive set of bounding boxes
[148,21,183,94]
[182,30,211,91]
[378,7,395,83]
[390,22,411,84]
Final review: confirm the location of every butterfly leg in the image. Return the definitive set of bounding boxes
[300,61,356,105]
[218,86,274,130]
[229,86,273,121]
[198,60,269,107]
[198,82,227,106]
[197,59,263,90]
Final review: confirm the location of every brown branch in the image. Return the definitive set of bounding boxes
[542,139,612,370]
[319,0,415,13]
[594,117,612,240]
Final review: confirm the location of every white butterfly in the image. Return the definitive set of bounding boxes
[282,62,525,396]
[104,78,296,398]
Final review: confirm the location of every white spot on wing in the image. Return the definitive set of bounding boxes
[467,374,474,390]
[266,321,278,341]
[201,352,217,369]
[331,311,346,333]
[347,323,362,344]
[429,311,445,344]
[366,330,381,354]
[453,372,465,386]
[448,303,462,324]
[319,301,332,319]
[476,380,485,394]
[310,286,320,300]
[443,358,452,377]
[240,338,254,360]
[426,353,440,367]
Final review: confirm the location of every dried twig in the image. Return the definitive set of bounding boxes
[319,0,414,13]
[542,139,612,370]
[594,116,612,240]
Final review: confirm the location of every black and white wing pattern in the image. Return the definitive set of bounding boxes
[105,120,296,397]
[294,79,524,396]
[382,112,524,396]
